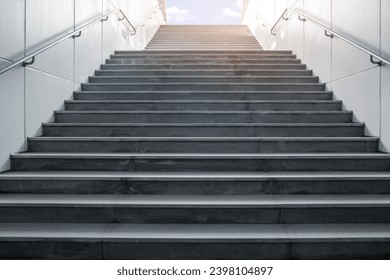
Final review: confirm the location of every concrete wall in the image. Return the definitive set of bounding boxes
[243,0,390,152]
[0,0,166,171]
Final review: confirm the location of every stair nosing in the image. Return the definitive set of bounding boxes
[28,137,379,142]
[1,194,390,208]
[11,153,390,159]
[0,223,389,242]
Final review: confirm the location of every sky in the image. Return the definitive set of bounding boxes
[166,0,243,25]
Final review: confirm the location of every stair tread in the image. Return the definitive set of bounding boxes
[29,137,378,141]
[91,76,319,79]
[82,83,323,86]
[74,90,331,94]
[2,171,390,179]
[0,223,390,242]
[1,194,390,207]
[43,123,363,127]
[65,100,340,104]
[56,110,349,114]
[11,153,390,159]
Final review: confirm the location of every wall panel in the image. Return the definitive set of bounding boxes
[0,0,165,171]
[244,0,389,150]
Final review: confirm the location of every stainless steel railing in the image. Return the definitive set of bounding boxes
[0,9,135,76]
[247,6,390,66]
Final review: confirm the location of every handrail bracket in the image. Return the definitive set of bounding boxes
[370,55,383,66]
[72,31,82,39]
[298,15,306,22]
[22,56,35,67]
[324,30,334,38]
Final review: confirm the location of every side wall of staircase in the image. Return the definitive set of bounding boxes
[0,0,166,172]
[243,0,390,152]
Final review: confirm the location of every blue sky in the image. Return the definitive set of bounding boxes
[166,0,242,25]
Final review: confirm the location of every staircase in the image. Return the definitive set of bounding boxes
[1,25,390,259]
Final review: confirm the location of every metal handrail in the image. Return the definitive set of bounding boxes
[136,3,165,29]
[0,9,136,76]
[269,8,389,66]
[244,5,273,30]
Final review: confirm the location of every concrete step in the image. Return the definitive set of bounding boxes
[145,46,262,49]
[106,58,302,65]
[1,194,390,224]
[114,50,292,55]
[145,49,264,51]
[146,44,261,46]
[100,63,308,70]
[147,43,261,45]
[95,69,313,77]
[149,40,259,43]
[54,111,352,124]
[10,153,390,172]
[150,37,259,40]
[64,100,341,111]
[1,171,390,195]
[88,76,319,84]
[0,223,389,259]
[73,91,333,101]
[111,54,290,60]
[28,137,379,153]
[111,54,297,60]
[81,83,325,92]
[42,123,365,137]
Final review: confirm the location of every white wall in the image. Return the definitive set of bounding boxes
[243,0,390,152]
[0,0,166,171]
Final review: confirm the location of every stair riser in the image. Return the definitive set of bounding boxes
[42,125,364,137]
[148,41,259,43]
[147,41,260,44]
[146,47,263,50]
[149,38,259,40]
[147,45,261,47]
[11,158,390,172]
[147,40,259,42]
[115,51,293,55]
[81,84,326,92]
[1,241,389,260]
[110,56,296,61]
[110,55,296,60]
[55,113,351,124]
[106,59,301,65]
[1,207,389,224]
[88,77,319,84]
[29,140,378,153]
[146,46,262,48]
[74,92,333,101]
[95,70,313,77]
[64,102,341,111]
[100,64,307,70]
[1,179,389,195]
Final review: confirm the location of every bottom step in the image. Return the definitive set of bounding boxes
[0,223,390,259]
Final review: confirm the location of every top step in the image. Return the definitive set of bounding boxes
[115,50,291,55]
[147,25,262,51]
